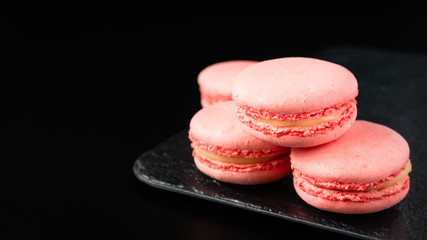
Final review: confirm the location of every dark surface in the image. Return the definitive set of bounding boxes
[2,19,427,239]
[134,47,427,240]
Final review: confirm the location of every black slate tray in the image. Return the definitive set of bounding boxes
[134,47,427,240]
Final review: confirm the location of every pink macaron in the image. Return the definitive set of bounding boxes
[232,57,358,147]
[189,101,291,185]
[291,120,411,214]
[198,60,258,107]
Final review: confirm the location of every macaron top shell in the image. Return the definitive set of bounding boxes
[198,60,258,96]
[189,101,282,152]
[232,57,358,114]
[291,120,409,183]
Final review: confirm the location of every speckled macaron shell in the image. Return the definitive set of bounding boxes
[198,60,258,107]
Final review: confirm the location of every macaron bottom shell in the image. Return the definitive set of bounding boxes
[193,151,291,185]
[293,177,410,214]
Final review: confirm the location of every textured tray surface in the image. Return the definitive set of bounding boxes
[134,47,427,240]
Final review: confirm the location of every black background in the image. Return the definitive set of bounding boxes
[2,16,427,239]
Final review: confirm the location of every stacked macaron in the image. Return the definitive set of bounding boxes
[197,60,258,107]
[189,57,411,214]
[291,120,411,214]
[189,101,291,185]
[232,57,358,147]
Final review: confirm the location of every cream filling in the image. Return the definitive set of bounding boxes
[194,147,286,164]
[370,160,412,191]
[258,110,342,127]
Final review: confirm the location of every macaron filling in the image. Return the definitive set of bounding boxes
[236,99,357,137]
[194,152,291,173]
[194,146,290,164]
[188,132,288,159]
[258,110,342,127]
[293,160,411,202]
[370,160,411,191]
